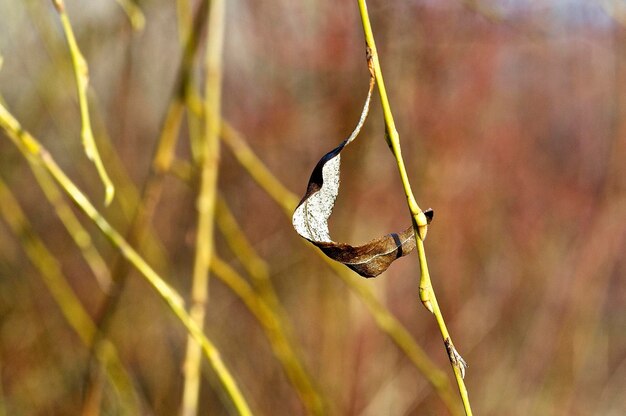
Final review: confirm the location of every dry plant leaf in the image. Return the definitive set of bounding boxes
[292,73,432,277]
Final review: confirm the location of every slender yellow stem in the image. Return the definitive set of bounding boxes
[81,93,182,413]
[181,0,226,414]
[28,162,112,291]
[216,196,326,415]
[356,1,473,414]
[176,0,193,43]
[52,0,115,205]
[211,256,326,415]
[221,122,300,216]
[0,102,252,416]
[215,196,280,299]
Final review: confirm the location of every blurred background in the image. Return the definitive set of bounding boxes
[0,0,625,415]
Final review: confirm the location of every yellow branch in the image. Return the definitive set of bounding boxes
[211,255,326,414]
[356,1,472,414]
[28,162,112,291]
[180,0,226,414]
[0,176,138,414]
[52,0,115,205]
[216,196,326,414]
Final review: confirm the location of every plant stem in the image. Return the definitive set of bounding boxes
[52,0,115,205]
[29,161,112,291]
[210,254,326,415]
[215,196,326,414]
[356,1,473,415]
[181,0,226,414]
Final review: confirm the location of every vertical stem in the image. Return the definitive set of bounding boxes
[180,0,226,415]
[215,196,326,414]
[355,1,473,415]
[52,0,115,205]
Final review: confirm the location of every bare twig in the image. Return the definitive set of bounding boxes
[52,0,115,205]
[180,0,226,414]
[356,1,473,414]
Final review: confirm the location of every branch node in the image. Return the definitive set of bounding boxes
[445,338,468,379]
[419,286,435,313]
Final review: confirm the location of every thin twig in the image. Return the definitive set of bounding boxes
[29,162,112,291]
[0,176,138,414]
[180,0,226,414]
[52,0,115,205]
[211,255,326,415]
[356,1,473,414]
[82,1,209,409]
[216,196,326,414]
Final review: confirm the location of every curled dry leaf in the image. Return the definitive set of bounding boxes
[292,72,431,278]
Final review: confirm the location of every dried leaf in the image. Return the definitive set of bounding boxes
[292,74,428,278]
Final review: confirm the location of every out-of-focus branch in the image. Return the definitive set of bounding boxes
[180,0,226,413]
[221,123,300,215]
[357,1,472,414]
[211,255,326,415]
[28,162,112,292]
[215,196,326,415]
[0,101,252,416]
[0,176,138,415]
[52,0,115,205]
[88,0,208,346]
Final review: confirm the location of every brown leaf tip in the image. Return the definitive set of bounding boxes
[424,208,434,224]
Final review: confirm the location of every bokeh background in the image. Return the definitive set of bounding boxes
[0,0,625,415]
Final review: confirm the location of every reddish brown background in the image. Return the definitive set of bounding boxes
[0,1,624,415]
